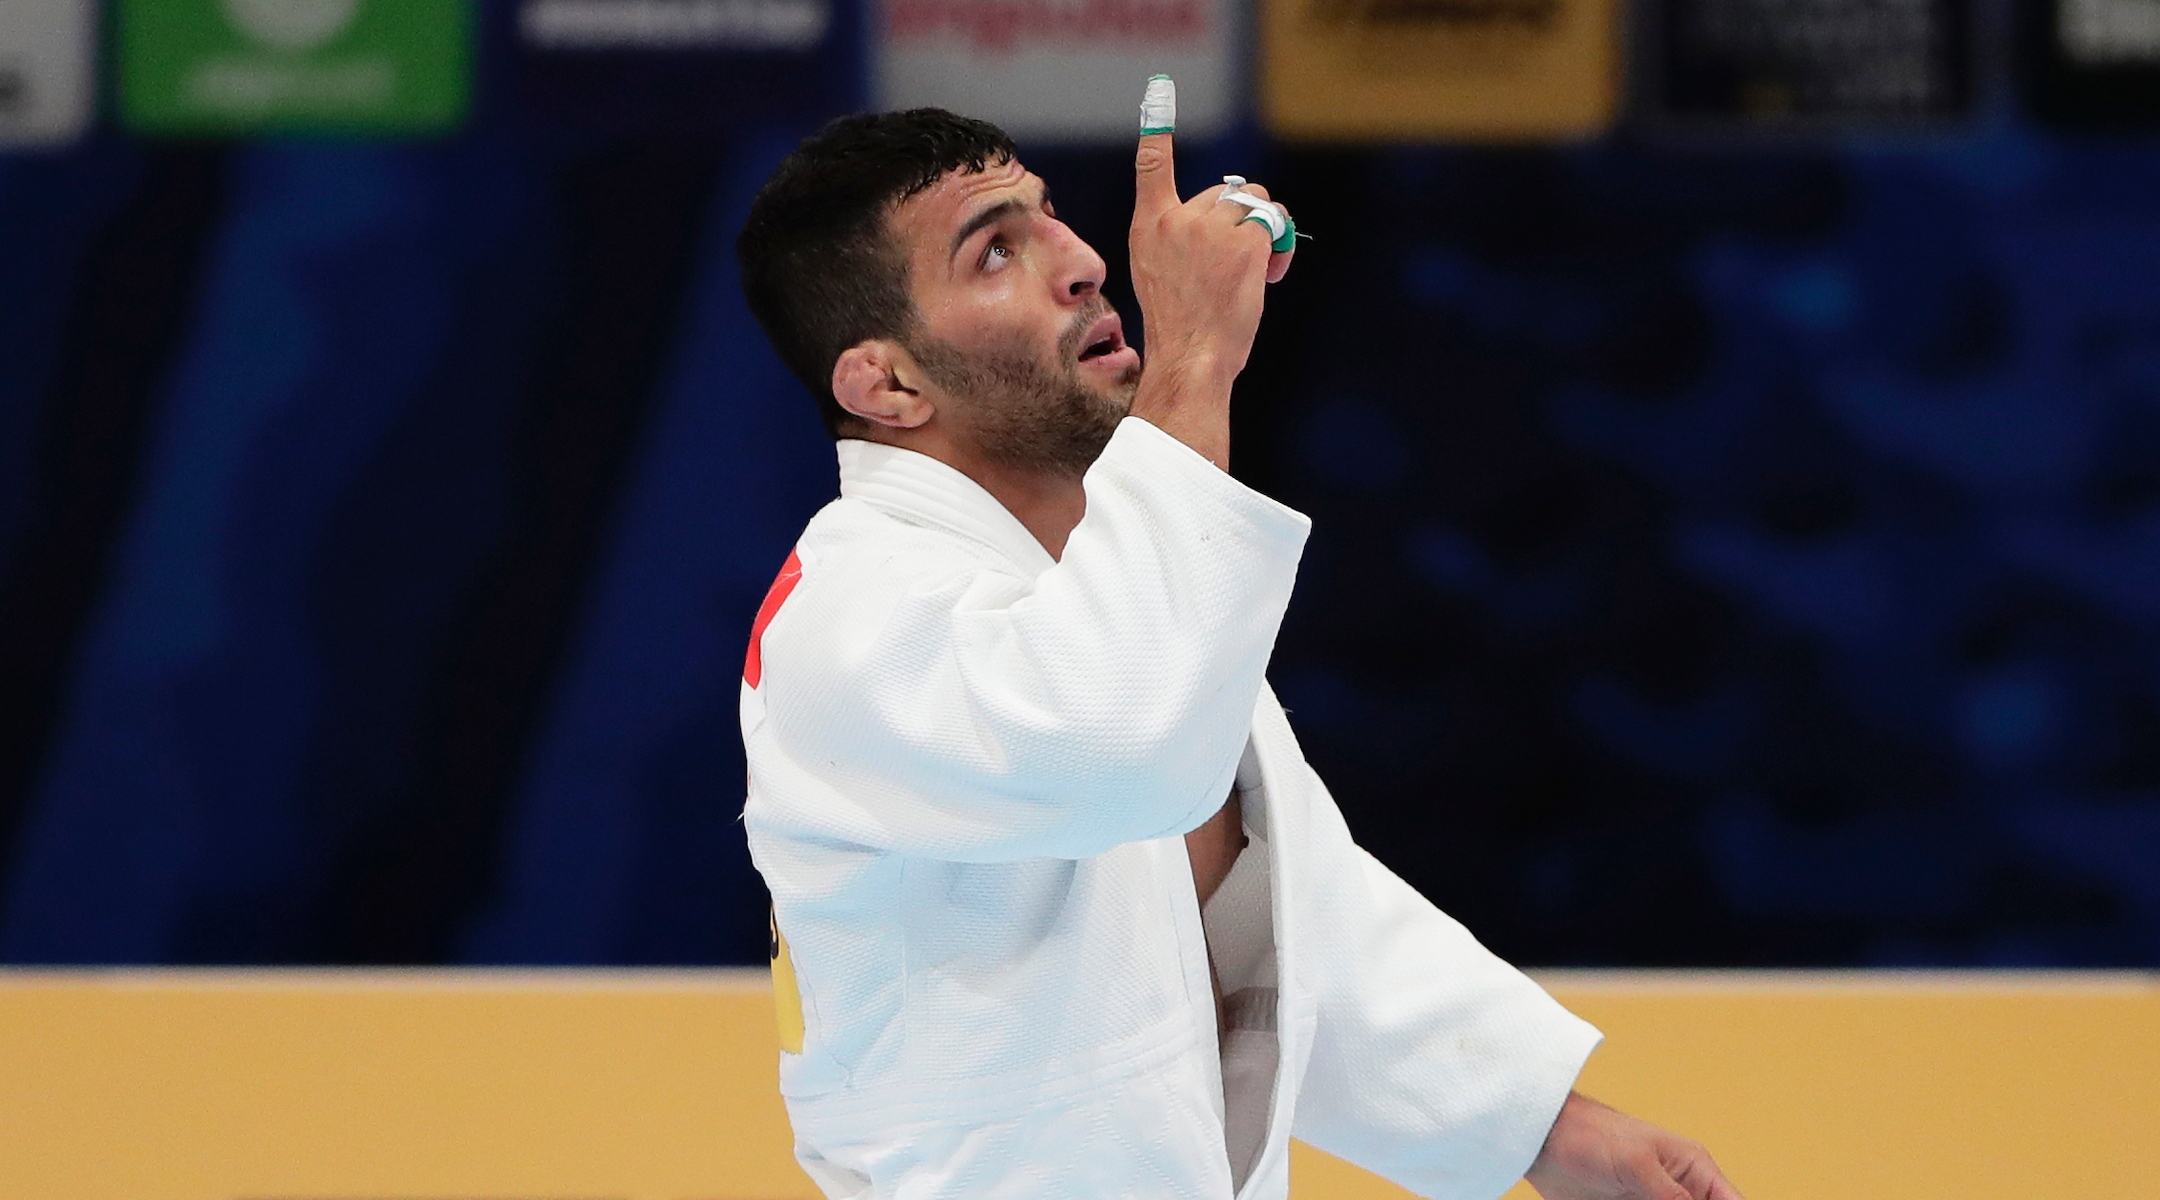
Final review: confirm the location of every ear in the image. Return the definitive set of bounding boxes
[832,340,934,431]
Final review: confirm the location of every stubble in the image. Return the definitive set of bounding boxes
[907,299,1139,478]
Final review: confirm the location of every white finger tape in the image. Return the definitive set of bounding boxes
[1139,74,1176,135]
[1217,177,1288,244]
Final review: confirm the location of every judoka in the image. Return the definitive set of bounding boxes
[733,100,1746,1200]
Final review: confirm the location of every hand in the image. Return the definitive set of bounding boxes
[1125,124,1291,468]
[1524,1093,1745,1200]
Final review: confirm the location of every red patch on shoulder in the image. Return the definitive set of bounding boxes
[744,548,804,689]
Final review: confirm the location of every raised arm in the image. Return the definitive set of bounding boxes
[1126,76,1294,470]
[747,418,1309,862]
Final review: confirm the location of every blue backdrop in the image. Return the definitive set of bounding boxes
[1,8,2156,967]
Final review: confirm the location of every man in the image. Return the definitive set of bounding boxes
[735,99,1744,1200]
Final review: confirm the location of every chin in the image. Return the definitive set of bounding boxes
[1097,364,1142,412]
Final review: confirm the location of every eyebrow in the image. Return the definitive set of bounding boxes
[948,183,1050,262]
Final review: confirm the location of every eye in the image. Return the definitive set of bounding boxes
[981,238,1013,270]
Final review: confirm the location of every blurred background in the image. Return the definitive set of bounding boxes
[2,0,2158,972]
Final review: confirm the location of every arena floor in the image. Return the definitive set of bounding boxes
[3,969,2152,1199]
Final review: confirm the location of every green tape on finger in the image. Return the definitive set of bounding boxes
[1220,180,1298,254]
[1241,210,1299,254]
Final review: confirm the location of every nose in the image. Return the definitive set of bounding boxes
[1048,218,1106,304]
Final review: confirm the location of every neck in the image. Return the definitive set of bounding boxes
[961,456,1089,560]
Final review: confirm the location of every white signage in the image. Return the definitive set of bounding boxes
[0,0,95,147]
[874,0,1239,141]
[221,0,361,51]
[2061,0,2160,63]
[520,0,831,51]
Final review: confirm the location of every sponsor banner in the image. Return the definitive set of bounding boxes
[516,0,861,129]
[875,0,1239,142]
[0,0,96,147]
[2021,0,2160,130]
[119,0,470,136]
[1647,0,1973,127]
[1261,0,1619,141]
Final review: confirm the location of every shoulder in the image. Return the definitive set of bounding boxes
[769,498,1031,652]
[794,497,1014,593]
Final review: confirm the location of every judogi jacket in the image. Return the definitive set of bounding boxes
[741,417,1602,1200]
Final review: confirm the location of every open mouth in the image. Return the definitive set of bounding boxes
[1076,313,1128,364]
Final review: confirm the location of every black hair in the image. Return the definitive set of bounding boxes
[737,109,1019,438]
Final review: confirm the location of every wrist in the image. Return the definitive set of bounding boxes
[1157,347,1231,394]
[1524,1091,1592,1192]
[1134,334,1238,405]
[1127,349,1232,469]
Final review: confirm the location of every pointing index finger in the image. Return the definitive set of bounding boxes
[1135,74,1179,217]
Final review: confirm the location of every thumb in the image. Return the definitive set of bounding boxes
[1135,75,1179,217]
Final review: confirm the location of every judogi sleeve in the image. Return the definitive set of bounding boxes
[1289,757,1605,1200]
[753,417,1310,863]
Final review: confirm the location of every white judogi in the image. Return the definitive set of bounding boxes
[741,417,1601,1200]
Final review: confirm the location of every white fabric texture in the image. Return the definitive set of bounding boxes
[742,416,1602,1200]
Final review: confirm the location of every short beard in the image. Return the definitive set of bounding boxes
[905,299,1137,478]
